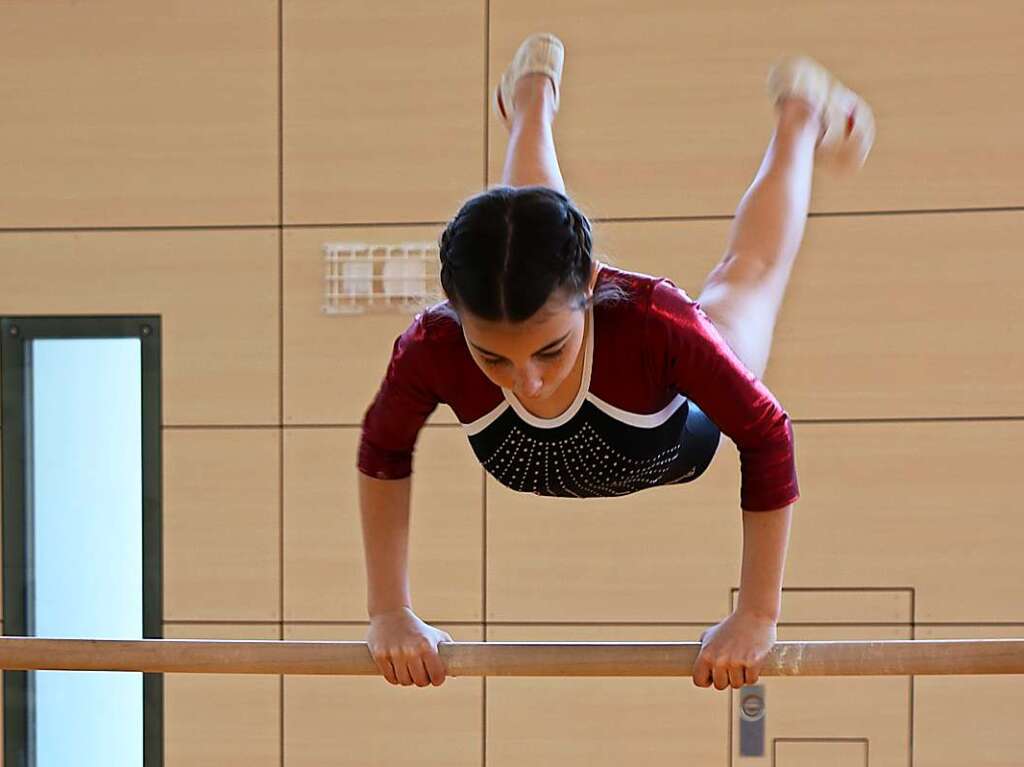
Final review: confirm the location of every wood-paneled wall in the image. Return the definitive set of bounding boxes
[1,1,1021,764]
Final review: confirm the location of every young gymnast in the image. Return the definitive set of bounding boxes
[359,33,875,691]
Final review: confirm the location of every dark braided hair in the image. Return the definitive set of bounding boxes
[437,185,626,323]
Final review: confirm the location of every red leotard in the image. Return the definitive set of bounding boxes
[358,264,799,512]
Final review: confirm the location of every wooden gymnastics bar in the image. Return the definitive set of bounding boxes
[0,637,1022,677]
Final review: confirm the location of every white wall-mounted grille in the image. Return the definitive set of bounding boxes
[321,242,443,315]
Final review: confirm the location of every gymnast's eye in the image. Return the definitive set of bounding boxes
[480,346,564,367]
[537,346,565,361]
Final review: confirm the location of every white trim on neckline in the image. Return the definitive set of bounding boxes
[587,391,687,428]
[461,399,509,436]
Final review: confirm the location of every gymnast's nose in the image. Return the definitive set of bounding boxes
[514,365,544,398]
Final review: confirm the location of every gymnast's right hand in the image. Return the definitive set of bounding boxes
[366,606,454,687]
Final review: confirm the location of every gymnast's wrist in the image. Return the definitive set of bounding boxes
[368,604,414,620]
[734,603,780,623]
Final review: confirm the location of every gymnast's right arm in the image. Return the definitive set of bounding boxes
[357,317,454,687]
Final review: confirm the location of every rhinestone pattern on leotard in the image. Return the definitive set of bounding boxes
[467,397,720,498]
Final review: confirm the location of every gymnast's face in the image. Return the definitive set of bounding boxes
[460,289,587,402]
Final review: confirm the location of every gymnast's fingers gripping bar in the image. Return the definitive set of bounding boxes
[0,637,1022,677]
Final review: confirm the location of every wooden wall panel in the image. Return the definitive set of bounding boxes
[163,624,280,767]
[284,426,484,622]
[785,421,1023,623]
[0,230,280,426]
[164,429,280,621]
[283,1,485,225]
[489,1,1024,218]
[0,1,279,228]
[283,623,483,767]
[774,740,866,766]
[914,625,1024,767]
[486,625,728,767]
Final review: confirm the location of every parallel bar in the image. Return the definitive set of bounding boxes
[1,637,1023,676]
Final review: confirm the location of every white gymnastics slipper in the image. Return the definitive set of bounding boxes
[495,32,564,127]
[768,55,876,173]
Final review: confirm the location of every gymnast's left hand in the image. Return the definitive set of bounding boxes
[692,609,777,690]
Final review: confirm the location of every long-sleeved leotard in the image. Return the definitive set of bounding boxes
[358,264,799,512]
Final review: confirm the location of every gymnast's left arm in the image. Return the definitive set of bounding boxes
[643,280,798,689]
[691,503,792,690]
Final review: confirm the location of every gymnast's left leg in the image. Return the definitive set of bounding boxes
[696,97,822,381]
[697,58,874,381]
